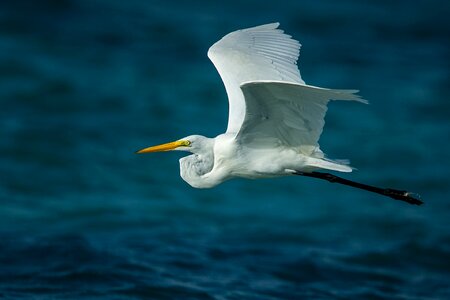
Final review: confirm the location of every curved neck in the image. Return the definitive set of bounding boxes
[179,137,220,188]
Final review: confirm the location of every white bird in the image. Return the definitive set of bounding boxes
[137,23,422,205]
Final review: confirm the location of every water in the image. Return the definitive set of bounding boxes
[1,0,449,298]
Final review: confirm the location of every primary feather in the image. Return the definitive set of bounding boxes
[208,22,304,134]
[238,80,366,156]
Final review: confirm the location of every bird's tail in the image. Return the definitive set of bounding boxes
[306,157,353,173]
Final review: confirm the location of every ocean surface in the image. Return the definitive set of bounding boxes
[1,0,449,298]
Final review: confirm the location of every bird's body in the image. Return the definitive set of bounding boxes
[137,23,423,205]
[179,132,345,189]
[178,133,297,188]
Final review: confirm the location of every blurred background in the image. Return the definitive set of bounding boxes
[0,0,449,298]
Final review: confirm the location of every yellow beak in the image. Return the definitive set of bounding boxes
[136,140,190,154]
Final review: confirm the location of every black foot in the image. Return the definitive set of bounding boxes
[383,189,423,205]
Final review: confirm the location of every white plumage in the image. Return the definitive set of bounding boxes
[207,22,305,133]
[137,23,366,188]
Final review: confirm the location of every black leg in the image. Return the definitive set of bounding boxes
[294,171,423,206]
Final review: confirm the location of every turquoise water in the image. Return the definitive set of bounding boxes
[1,0,449,298]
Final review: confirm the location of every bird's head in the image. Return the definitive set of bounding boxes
[136,135,212,154]
[137,135,216,188]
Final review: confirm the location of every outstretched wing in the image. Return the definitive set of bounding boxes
[208,23,303,134]
[237,81,366,155]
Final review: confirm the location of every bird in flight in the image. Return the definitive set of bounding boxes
[137,23,422,205]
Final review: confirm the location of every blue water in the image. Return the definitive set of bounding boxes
[1,0,449,298]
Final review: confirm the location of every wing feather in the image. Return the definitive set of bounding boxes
[208,23,304,134]
[237,81,366,156]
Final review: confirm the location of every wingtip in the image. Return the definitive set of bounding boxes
[250,22,281,31]
[345,90,369,104]
[359,98,369,105]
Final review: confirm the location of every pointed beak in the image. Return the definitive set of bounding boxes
[136,140,190,154]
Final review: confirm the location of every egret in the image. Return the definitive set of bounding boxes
[137,23,422,205]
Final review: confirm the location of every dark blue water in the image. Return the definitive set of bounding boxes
[1,0,449,298]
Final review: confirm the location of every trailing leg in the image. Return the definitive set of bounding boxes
[294,171,423,205]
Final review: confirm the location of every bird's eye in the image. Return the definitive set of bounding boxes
[183,140,191,147]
